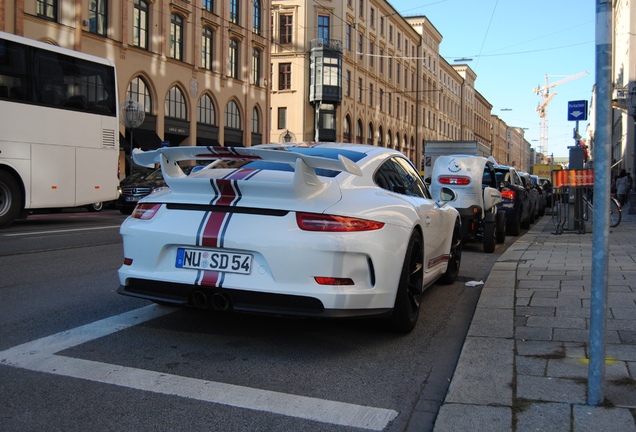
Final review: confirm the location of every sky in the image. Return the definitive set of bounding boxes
[390,0,596,159]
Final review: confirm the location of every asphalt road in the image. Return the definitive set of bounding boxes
[0,209,522,431]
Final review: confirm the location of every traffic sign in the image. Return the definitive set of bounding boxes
[567,100,588,121]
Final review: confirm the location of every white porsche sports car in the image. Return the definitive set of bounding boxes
[118,143,462,333]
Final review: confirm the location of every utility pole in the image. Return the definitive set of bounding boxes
[588,0,612,406]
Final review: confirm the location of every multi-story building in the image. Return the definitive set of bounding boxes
[2,0,271,175]
[270,1,503,170]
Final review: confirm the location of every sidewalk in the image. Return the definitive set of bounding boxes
[433,209,636,432]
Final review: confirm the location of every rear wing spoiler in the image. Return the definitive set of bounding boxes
[132,146,362,178]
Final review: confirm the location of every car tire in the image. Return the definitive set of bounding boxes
[483,221,496,253]
[508,212,521,236]
[86,202,103,212]
[387,231,424,334]
[0,171,22,229]
[496,211,506,244]
[439,219,462,285]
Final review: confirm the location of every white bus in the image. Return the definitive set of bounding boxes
[0,31,119,228]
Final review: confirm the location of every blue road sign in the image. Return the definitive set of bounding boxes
[568,100,588,121]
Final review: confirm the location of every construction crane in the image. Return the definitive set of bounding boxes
[533,71,589,155]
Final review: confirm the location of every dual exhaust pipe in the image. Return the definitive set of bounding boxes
[192,290,232,311]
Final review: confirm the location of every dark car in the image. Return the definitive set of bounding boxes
[529,174,547,216]
[116,168,165,214]
[519,172,540,222]
[494,165,533,235]
[539,177,554,209]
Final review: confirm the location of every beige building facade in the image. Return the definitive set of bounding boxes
[270,0,509,171]
[2,0,271,175]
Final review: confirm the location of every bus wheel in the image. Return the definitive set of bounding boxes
[0,171,22,228]
[87,202,103,212]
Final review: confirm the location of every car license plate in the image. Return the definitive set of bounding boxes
[125,196,141,202]
[176,248,252,274]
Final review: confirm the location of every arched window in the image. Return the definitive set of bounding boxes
[343,115,351,142]
[367,122,374,145]
[170,14,184,60]
[197,94,216,125]
[356,119,363,144]
[252,107,260,133]
[201,27,214,71]
[127,76,152,114]
[225,100,241,129]
[253,0,261,34]
[387,130,393,149]
[165,86,187,119]
[377,126,384,147]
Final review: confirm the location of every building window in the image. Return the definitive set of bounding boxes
[357,78,362,102]
[380,17,384,35]
[251,49,261,86]
[358,0,364,18]
[37,0,57,21]
[133,0,149,49]
[170,14,184,61]
[225,100,241,129]
[369,83,373,106]
[230,0,239,25]
[343,115,351,142]
[379,49,384,74]
[127,76,152,114]
[253,0,261,34]
[357,33,363,61]
[277,107,286,129]
[318,15,330,41]
[203,0,214,13]
[345,24,352,52]
[165,86,187,119]
[369,42,374,68]
[367,122,374,145]
[229,39,239,79]
[379,89,383,110]
[197,94,216,125]
[370,8,375,27]
[252,107,260,133]
[89,0,108,36]
[396,97,400,118]
[388,25,393,43]
[278,63,291,90]
[201,27,214,71]
[280,14,293,44]
[388,58,392,80]
[345,70,351,97]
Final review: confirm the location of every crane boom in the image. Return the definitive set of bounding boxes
[534,71,590,155]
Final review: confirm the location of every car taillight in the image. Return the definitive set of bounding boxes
[438,176,471,185]
[132,203,162,220]
[296,213,384,232]
[314,277,355,285]
[501,189,516,201]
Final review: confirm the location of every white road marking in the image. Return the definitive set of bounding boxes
[0,305,397,430]
[3,225,122,236]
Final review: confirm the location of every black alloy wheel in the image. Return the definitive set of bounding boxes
[388,231,424,333]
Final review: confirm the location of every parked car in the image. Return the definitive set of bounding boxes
[116,167,164,215]
[117,144,463,333]
[429,155,505,253]
[539,177,554,209]
[519,172,540,221]
[494,164,533,235]
[529,174,547,216]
